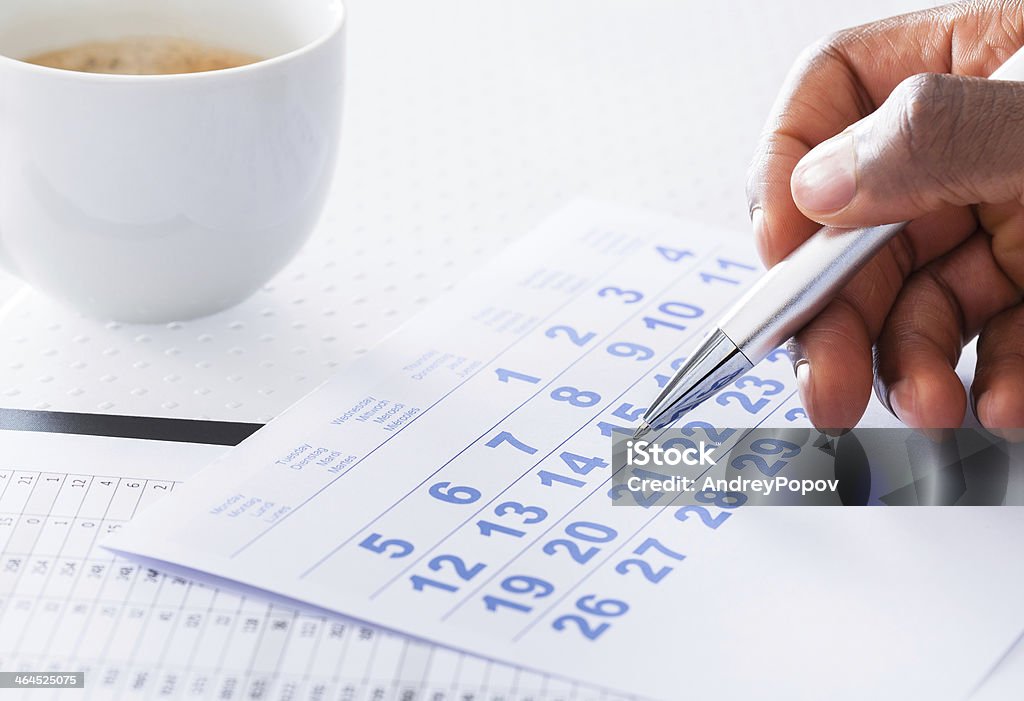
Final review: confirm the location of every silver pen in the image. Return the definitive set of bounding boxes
[635,45,1024,439]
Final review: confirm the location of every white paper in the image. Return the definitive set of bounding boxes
[106,202,1024,700]
[0,430,630,701]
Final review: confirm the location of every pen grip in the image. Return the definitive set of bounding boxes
[718,221,906,361]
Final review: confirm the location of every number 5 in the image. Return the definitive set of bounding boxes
[358,533,414,559]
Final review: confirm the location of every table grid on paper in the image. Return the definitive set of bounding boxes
[0,467,635,701]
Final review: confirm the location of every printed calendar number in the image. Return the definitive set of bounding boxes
[550,386,601,408]
[606,341,654,361]
[655,245,694,263]
[486,431,538,455]
[614,537,686,584]
[674,489,748,529]
[428,481,481,505]
[552,595,630,641]
[786,407,808,422]
[494,368,541,385]
[642,300,704,333]
[477,501,548,539]
[537,452,608,490]
[699,257,758,285]
[358,533,414,559]
[597,286,644,304]
[483,574,555,615]
[410,554,486,594]
[542,522,618,565]
[730,437,803,477]
[545,325,596,347]
[715,374,785,414]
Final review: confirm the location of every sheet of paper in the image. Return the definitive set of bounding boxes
[0,430,631,701]
[106,202,1024,700]
[973,631,1024,700]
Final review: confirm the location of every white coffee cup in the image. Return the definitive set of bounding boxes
[0,0,345,322]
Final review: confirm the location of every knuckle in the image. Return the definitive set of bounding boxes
[890,73,954,150]
[895,72,947,110]
[884,73,968,189]
[797,30,853,68]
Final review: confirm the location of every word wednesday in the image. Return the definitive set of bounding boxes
[626,474,841,497]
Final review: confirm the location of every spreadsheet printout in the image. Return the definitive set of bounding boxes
[0,430,630,701]
[107,202,1024,700]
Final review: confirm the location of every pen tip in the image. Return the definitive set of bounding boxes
[633,422,651,440]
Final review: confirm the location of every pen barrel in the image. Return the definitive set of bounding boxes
[719,221,906,361]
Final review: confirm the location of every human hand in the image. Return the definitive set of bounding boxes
[747,0,1024,439]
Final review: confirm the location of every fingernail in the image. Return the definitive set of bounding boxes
[891,380,948,442]
[976,392,1024,443]
[751,205,764,235]
[795,357,811,410]
[793,358,841,435]
[889,379,917,425]
[976,391,993,425]
[790,338,810,411]
[792,132,857,214]
[750,206,773,264]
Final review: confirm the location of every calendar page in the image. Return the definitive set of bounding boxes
[107,202,1024,700]
[0,430,631,701]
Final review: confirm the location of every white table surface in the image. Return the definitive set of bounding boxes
[3,0,1022,695]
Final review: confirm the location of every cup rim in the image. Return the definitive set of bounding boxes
[0,0,345,82]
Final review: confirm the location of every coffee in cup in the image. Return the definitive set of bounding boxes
[25,36,261,75]
[0,0,346,322]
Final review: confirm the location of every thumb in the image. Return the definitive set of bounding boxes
[790,73,1024,226]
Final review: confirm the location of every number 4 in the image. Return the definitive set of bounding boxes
[656,246,693,263]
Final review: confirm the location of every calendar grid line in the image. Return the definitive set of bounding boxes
[151,575,195,686]
[297,610,329,691]
[88,481,155,677]
[228,251,639,561]
[135,565,172,687]
[0,471,52,650]
[28,473,94,663]
[377,305,719,602]
[451,382,796,629]
[510,390,797,642]
[0,459,621,699]
[209,588,251,697]
[0,471,17,513]
[300,247,720,580]
[389,637,412,700]
[357,624,382,693]
[239,601,273,696]
[101,206,885,701]
[35,475,113,666]
[37,474,120,690]
[113,523,172,691]
[271,607,303,682]
[434,302,738,619]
